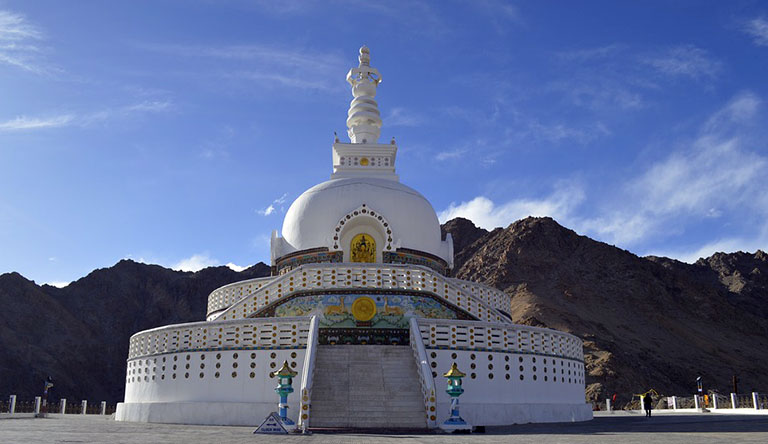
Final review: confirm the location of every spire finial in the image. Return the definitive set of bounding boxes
[345,46,382,144]
[359,45,370,66]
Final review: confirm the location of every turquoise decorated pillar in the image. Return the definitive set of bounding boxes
[270,360,298,425]
[441,362,471,432]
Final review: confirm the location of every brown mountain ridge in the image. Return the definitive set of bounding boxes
[1,217,766,407]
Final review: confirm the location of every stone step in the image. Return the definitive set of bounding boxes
[309,345,427,429]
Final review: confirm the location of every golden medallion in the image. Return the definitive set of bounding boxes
[360,157,369,166]
[351,296,377,322]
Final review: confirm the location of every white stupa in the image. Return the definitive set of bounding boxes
[116,47,592,429]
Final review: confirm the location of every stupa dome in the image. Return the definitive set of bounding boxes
[281,176,447,262]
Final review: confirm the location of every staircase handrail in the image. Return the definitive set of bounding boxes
[409,316,437,428]
[298,315,319,431]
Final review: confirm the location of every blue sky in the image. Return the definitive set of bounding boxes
[2,1,768,286]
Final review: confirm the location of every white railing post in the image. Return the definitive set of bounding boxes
[298,315,319,433]
[60,399,66,414]
[671,396,678,410]
[81,400,87,414]
[753,392,760,410]
[694,394,700,409]
[9,395,16,414]
[639,396,646,412]
[712,394,719,409]
[100,401,107,415]
[410,317,437,429]
[606,399,612,412]
[731,393,738,409]
[34,397,41,414]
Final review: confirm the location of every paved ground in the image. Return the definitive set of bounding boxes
[1,413,767,444]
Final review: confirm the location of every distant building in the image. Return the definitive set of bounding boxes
[116,47,591,428]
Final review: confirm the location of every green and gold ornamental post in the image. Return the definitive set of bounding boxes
[270,360,298,425]
[441,362,471,432]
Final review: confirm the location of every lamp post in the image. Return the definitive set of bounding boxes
[441,362,471,432]
[270,360,298,426]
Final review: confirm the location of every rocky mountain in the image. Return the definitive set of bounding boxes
[0,260,269,403]
[1,217,766,408]
[443,217,768,406]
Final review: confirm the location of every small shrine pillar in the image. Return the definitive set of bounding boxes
[441,362,471,432]
[270,360,298,425]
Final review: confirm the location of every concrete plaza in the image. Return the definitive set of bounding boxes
[1,413,767,444]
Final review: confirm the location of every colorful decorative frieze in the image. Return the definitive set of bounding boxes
[383,248,448,275]
[252,290,476,328]
[274,248,343,275]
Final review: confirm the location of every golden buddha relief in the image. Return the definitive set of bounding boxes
[350,233,376,263]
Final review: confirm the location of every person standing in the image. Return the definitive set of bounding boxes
[643,393,653,417]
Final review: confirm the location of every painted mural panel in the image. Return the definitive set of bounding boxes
[265,293,464,329]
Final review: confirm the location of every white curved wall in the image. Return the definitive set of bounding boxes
[280,178,446,262]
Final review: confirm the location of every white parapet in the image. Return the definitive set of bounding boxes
[671,396,678,409]
[753,392,760,410]
[101,401,107,415]
[34,397,41,414]
[606,399,612,412]
[60,399,66,414]
[81,400,87,415]
[9,395,16,414]
[731,393,738,409]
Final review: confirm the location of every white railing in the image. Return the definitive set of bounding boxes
[410,317,438,428]
[207,275,276,316]
[446,277,511,316]
[212,263,511,325]
[416,318,584,362]
[127,316,311,360]
[298,316,319,432]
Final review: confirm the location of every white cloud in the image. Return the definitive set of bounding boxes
[642,45,721,80]
[704,92,761,132]
[438,183,585,229]
[258,204,276,216]
[173,253,219,272]
[385,107,425,127]
[124,100,173,113]
[556,44,625,62]
[273,193,288,205]
[0,101,173,133]
[225,262,248,272]
[647,236,767,264]
[145,43,347,93]
[0,9,46,73]
[577,91,768,248]
[43,281,70,288]
[257,193,289,216]
[0,114,73,131]
[435,148,467,161]
[743,17,768,47]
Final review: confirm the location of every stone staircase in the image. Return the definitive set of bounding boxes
[309,345,428,429]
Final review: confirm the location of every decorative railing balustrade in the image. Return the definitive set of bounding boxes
[298,316,319,431]
[713,393,730,409]
[446,277,510,316]
[416,318,584,362]
[211,263,512,324]
[207,276,276,317]
[410,317,438,428]
[127,316,311,360]
[757,393,768,409]
[734,394,754,408]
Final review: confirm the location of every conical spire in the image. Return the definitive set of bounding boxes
[346,46,383,144]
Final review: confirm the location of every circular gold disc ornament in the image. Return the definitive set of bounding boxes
[351,296,377,321]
